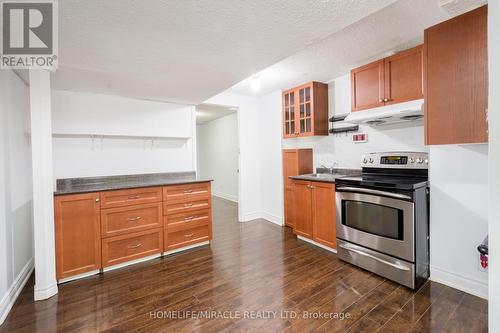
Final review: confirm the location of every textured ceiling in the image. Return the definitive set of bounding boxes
[51,0,399,104]
[229,0,455,96]
[196,104,236,125]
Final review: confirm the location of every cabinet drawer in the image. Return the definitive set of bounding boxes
[164,209,210,230]
[102,228,163,267]
[163,197,210,216]
[164,224,210,251]
[100,187,162,209]
[101,203,162,238]
[163,182,210,202]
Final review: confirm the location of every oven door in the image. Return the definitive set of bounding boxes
[336,187,415,262]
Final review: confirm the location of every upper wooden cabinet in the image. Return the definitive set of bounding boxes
[351,45,423,112]
[351,60,385,111]
[54,193,102,280]
[283,81,329,138]
[424,5,488,145]
[282,149,313,228]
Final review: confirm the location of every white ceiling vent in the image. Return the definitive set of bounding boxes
[438,0,487,17]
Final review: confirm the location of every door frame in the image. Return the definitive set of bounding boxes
[488,1,500,331]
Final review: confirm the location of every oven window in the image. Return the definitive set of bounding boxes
[341,201,404,240]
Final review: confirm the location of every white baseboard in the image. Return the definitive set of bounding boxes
[164,241,210,256]
[240,211,261,222]
[0,258,34,325]
[103,253,162,272]
[297,235,337,253]
[212,191,238,203]
[260,212,284,226]
[430,265,488,299]
[34,283,58,301]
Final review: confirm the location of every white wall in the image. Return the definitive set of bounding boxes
[488,0,500,330]
[429,145,489,298]
[258,91,285,225]
[204,92,260,222]
[51,91,196,180]
[196,113,239,202]
[0,70,34,323]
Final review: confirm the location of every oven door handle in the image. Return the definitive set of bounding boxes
[338,244,411,271]
[336,186,411,200]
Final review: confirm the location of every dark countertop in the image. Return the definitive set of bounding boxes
[289,168,361,184]
[54,171,212,196]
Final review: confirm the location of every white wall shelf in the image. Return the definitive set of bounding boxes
[52,133,191,140]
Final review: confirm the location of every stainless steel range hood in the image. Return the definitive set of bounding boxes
[344,99,424,126]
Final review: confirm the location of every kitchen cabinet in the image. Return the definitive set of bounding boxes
[54,193,102,280]
[292,180,336,249]
[282,82,329,138]
[311,182,336,248]
[54,181,212,281]
[351,45,423,112]
[424,5,488,145]
[282,149,313,228]
[292,180,313,238]
[163,182,212,251]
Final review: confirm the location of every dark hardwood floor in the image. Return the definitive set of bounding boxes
[0,197,488,333]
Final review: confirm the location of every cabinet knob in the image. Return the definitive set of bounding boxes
[95,198,100,202]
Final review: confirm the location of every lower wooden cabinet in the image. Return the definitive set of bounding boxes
[282,149,313,228]
[164,219,211,251]
[54,193,102,280]
[292,180,336,249]
[311,182,336,248]
[292,180,313,238]
[54,181,213,281]
[102,228,163,267]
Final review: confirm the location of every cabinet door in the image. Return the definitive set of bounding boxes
[297,84,313,135]
[351,60,385,112]
[384,45,423,105]
[283,89,297,138]
[311,182,336,248]
[54,193,101,279]
[292,180,313,238]
[424,6,488,144]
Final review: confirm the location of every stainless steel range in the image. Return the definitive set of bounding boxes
[335,152,429,289]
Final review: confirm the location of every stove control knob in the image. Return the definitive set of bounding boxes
[417,158,424,164]
[363,158,368,164]
[424,159,429,165]
[369,158,374,163]
[409,158,415,163]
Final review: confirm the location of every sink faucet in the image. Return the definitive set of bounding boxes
[319,162,339,174]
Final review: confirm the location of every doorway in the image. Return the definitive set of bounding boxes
[195,103,240,212]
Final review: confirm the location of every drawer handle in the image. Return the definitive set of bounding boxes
[184,203,193,208]
[128,195,140,200]
[127,243,143,249]
[127,216,142,222]
[183,190,193,193]
[184,233,194,238]
[184,216,194,221]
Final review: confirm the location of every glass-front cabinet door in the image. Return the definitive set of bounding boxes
[298,84,313,136]
[283,89,296,138]
[282,81,328,138]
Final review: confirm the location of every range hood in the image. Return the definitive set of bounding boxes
[344,99,424,126]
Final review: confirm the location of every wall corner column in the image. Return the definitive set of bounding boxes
[29,69,58,301]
